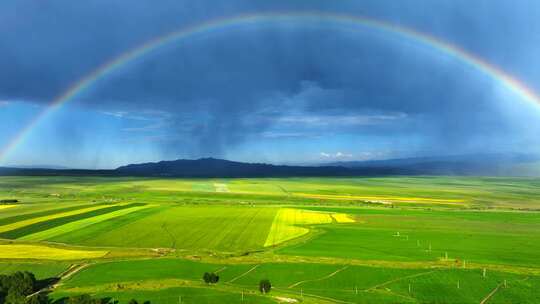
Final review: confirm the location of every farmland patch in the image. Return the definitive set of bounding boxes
[0,203,145,239]
[69,206,277,252]
[264,208,354,247]
[0,244,107,260]
[0,203,117,234]
[20,204,154,241]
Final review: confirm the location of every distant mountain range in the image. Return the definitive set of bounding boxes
[325,153,540,176]
[1,154,539,177]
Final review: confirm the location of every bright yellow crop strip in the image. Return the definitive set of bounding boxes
[20,205,153,241]
[264,208,340,247]
[332,213,355,223]
[0,204,122,233]
[0,244,107,260]
[294,193,465,203]
[0,205,17,210]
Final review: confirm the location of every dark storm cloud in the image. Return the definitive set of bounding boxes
[1,0,539,157]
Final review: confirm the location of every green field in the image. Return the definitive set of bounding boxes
[1,176,539,303]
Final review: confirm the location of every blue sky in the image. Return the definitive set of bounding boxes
[1,0,540,168]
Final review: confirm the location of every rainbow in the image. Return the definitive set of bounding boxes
[2,11,539,163]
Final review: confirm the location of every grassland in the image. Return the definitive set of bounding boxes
[0,261,69,278]
[0,176,539,303]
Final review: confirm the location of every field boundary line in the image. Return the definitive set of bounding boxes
[227,264,259,283]
[288,265,349,288]
[231,208,262,250]
[214,266,227,273]
[161,223,176,248]
[277,185,291,197]
[479,283,504,304]
[366,269,437,291]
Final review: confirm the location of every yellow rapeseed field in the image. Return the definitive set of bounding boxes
[0,205,17,210]
[294,193,466,204]
[331,213,355,223]
[264,208,354,247]
[0,244,108,260]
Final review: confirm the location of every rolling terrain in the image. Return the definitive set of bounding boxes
[0,176,539,303]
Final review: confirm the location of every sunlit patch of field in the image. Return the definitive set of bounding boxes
[0,244,107,260]
[0,205,17,210]
[264,208,354,247]
[213,183,229,192]
[331,213,355,223]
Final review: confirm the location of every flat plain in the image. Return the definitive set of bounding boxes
[0,176,539,303]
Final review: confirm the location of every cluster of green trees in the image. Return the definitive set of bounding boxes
[0,271,43,304]
[201,272,271,294]
[202,272,219,284]
[0,271,149,304]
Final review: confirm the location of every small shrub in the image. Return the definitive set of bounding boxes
[259,279,271,294]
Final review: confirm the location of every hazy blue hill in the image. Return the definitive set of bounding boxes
[1,154,538,177]
[327,153,540,176]
[114,157,357,177]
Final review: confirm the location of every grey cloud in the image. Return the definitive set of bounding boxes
[1,0,539,159]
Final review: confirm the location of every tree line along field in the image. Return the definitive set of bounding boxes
[0,176,540,303]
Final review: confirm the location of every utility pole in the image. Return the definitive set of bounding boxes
[355,286,358,295]
[457,280,460,289]
[483,268,487,278]
[241,290,244,302]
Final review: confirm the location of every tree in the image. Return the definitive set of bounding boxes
[0,271,38,304]
[203,272,211,284]
[202,272,219,284]
[128,299,138,304]
[259,279,271,294]
[210,273,219,284]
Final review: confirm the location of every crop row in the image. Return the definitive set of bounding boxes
[0,203,145,239]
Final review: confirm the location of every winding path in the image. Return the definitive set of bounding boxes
[227,264,260,283]
[288,265,349,288]
[365,269,437,291]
